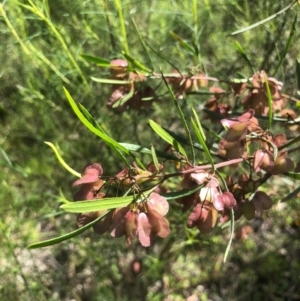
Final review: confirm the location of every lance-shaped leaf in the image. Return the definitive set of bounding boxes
[60,196,133,213]
[91,77,133,84]
[64,87,129,155]
[122,52,152,73]
[81,55,111,67]
[230,1,296,35]
[191,108,214,171]
[119,143,180,161]
[149,120,187,158]
[45,142,81,178]
[27,211,111,249]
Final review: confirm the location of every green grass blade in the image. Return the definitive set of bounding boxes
[132,18,154,71]
[27,211,111,249]
[234,41,254,74]
[45,142,81,177]
[274,14,297,76]
[230,1,297,35]
[149,120,187,158]
[114,0,129,54]
[223,209,235,262]
[60,196,133,213]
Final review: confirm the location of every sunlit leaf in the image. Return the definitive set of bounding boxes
[150,145,159,172]
[149,120,187,158]
[45,142,81,177]
[191,108,215,171]
[60,196,133,213]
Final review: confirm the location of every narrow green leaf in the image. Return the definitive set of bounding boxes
[191,108,215,171]
[234,41,254,74]
[132,18,154,71]
[149,120,187,158]
[118,143,181,161]
[274,14,297,76]
[281,186,300,202]
[45,142,81,177]
[145,41,179,71]
[150,145,159,171]
[160,72,195,163]
[91,77,132,84]
[81,55,111,67]
[61,196,133,213]
[223,209,234,262]
[264,74,273,129]
[64,87,129,154]
[230,1,297,35]
[284,171,300,180]
[78,104,105,133]
[162,184,204,200]
[122,52,152,73]
[163,128,222,158]
[78,104,130,166]
[170,31,196,55]
[28,211,111,249]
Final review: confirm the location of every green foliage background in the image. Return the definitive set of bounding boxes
[1,0,300,300]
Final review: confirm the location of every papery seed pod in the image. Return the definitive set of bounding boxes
[213,191,237,211]
[125,210,138,244]
[73,163,103,186]
[110,207,130,238]
[187,204,202,228]
[147,192,169,216]
[137,212,152,247]
[253,149,274,173]
[92,210,113,235]
[271,154,294,175]
[147,209,170,238]
[110,59,128,78]
[196,202,218,233]
[253,191,273,210]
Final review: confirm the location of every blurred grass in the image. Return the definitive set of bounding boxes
[1,0,300,300]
